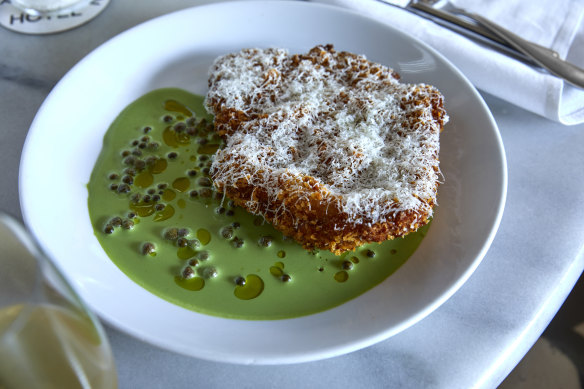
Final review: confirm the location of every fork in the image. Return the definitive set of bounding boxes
[402,0,584,88]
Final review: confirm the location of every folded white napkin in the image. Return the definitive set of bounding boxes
[312,0,584,125]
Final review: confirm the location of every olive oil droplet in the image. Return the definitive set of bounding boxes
[164,99,193,117]
[197,228,211,245]
[334,271,349,283]
[151,158,168,174]
[270,267,284,277]
[153,204,175,221]
[130,203,155,217]
[172,177,190,192]
[174,276,205,291]
[197,143,220,155]
[234,274,264,300]
[134,171,153,188]
[162,188,176,201]
[177,246,197,260]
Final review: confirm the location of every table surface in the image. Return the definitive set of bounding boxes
[2,1,583,388]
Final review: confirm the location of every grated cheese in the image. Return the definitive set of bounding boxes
[205,45,447,226]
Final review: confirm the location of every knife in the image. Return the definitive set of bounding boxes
[378,0,584,89]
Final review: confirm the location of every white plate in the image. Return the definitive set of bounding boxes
[19,1,506,364]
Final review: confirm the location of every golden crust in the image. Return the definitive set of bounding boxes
[206,45,445,254]
[215,173,433,254]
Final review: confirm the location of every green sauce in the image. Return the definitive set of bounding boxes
[87,88,430,320]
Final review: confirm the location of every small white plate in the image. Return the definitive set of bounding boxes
[19,1,506,364]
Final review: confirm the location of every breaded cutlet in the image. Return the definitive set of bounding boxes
[205,44,448,254]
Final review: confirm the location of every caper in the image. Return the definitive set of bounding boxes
[342,260,354,270]
[201,266,217,279]
[234,276,246,286]
[199,188,212,198]
[197,251,209,261]
[164,228,179,240]
[221,226,234,239]
[281,274,292,282]
[122,219,134,230]
[134,160,146,170]
[258,236,273,247]
[174,122,186,132]
[117,183,130,193]
[366,250,376,258]
[177,228,190,237]
[232,237,244,248]
[197,177,212,187]
[181,266,194,279]
[141,242,156,255]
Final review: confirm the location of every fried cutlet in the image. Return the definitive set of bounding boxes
[205,44,447,254]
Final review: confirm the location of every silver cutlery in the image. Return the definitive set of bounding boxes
[379,0,584,88]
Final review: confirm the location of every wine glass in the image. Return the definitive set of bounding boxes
[0,213,117,388]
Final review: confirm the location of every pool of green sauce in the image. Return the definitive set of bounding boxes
[87,88,430,320]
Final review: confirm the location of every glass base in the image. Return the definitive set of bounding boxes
[0,0,110,34]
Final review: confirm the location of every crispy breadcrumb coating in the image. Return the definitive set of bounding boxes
[205,44,447,254]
